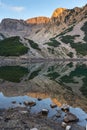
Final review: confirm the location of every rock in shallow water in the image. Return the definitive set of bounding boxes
[23,101,36,107]
[61,104,69,112]
[41,109,49,116]
[64,112,79,123]
[50,104,57,108]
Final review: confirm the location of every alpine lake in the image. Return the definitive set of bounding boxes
[0,61,87,128]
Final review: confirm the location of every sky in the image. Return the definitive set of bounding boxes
[0,0,87,21]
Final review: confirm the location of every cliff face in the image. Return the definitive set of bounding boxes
[51,8,66,18]
[26,17,50,24]
[51,4,87,25]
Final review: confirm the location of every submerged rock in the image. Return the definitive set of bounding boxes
[56,113,61,118]
[12,101,16,104]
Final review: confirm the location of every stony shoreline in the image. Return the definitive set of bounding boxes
[0,106,86,130]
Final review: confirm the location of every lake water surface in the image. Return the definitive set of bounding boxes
[0,61,87,126]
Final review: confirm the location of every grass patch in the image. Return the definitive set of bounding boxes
[28,39,41,51]
[0,36,29,56]
[67,52,73,58]
[61,75,78,83]
[80,78,87,98]
[61,35,80,44]
[45,39,60,47]
[55,25,74,38]
[67,62,73,68]
[46,72,60,80]
[29,69,41,80]
[61,35,87,55]
[60,64,87,97]
[0,66,28,82]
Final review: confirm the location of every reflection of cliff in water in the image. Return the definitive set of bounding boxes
[0,62,87,111]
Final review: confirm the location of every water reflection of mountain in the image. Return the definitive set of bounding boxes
[0,62,87,111]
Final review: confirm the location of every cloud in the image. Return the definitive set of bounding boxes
[10,6,24,12]
[0,1,25,12]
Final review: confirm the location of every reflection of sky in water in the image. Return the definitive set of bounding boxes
[0,92,87,127]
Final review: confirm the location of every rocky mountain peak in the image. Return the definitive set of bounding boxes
[26,17,50,24]
[52,8,66,18]
[0,18,28,31]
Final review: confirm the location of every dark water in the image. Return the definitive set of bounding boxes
[0,61,87,126]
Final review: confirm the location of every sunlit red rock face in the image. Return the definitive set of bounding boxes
[51,8,66,18]
[26,17,50,24]
[26,9,66,24]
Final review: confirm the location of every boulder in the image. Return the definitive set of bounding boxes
[37,98,42,101]
[50,104,57,108]
[41,109,49,116]
[61,104,69,112]
[64,112,79,123]
[23,101,36,107]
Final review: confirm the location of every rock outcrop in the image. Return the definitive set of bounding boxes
[26,17,50,24]
[51,8,66,18]
[0,18,28,31]
[64,112,79,123]
[51,4,87,25]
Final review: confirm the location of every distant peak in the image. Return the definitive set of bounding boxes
[52,8,66,18]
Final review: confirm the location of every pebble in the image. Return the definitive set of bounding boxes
[20,111,28,114]
[30,128,38,130]
[66,125,71,130]
[61,122,67,128]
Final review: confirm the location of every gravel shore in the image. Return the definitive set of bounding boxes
[0,107,85,130]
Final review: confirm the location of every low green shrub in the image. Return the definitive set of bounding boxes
[0,36,29,56]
